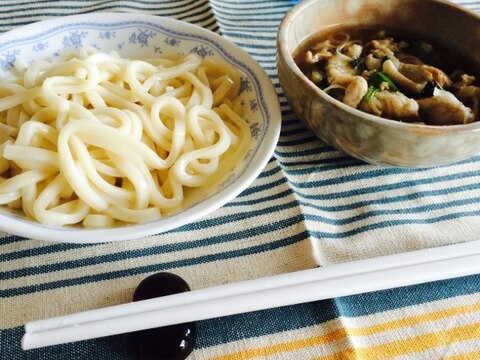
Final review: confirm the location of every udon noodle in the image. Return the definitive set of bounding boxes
[0,48,252,227]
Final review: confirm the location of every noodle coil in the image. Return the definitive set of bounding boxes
[0,48,251,227]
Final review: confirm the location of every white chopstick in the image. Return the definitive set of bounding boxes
[22,239,480,350]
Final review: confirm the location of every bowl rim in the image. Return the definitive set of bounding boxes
[0,12,282,243]
[276,0,480,135]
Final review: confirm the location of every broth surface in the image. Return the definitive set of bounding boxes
[294,25,480,125]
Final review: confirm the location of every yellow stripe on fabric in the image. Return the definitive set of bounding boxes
[347,301,480,337]
[208,329,348,360]
[208,301,480,360]
[314,322,480,360]
[442,350,480,360]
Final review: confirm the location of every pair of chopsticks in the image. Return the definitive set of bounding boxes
[22,239,480,350]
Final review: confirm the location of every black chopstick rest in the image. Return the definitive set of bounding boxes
[132,272,196,360]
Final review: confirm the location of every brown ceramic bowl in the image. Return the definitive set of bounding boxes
[277,0,480,167]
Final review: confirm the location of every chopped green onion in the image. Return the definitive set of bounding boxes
[360,69,401,103]
[362,86,378,103]
[349,57,365,69]
[369,71,399,92]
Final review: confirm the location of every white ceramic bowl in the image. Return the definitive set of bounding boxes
[0,13,281,243]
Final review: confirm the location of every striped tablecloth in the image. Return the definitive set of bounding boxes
[2,0,480,359]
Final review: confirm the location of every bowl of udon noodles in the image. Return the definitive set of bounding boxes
[277,0,480,167]
[0,13,281,243]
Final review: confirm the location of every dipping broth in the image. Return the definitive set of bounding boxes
[294,25,480,126]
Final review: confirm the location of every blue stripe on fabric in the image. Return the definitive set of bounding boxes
[1,196,300,262]
[214,0,293,5]
[8,166,477,270]
[201,271,480,347]
[279,126,314,137]
[234,163,480,209]
[253,161,282,179]
[1,202,301,268]
[176,6,216,19]
[219,31,276,39]
[0,6,215,20]
[291,167,480,199]
[3,273,480,357]
[276,138,322,149]
[280,123,305,131]
[299,182,480,213]
[0,235,25,245]
[282,156,361,169]
[334,273,480,316]
[284,156,479,175]
[283,157,480,188]
[237,50,277,58]
[0,14,220,33]
[212,8,288,16]
[242,163,480,208]
[277,135,320,147]
[258,65,277,71]
[278,118,311,128]
[275,155,360,168]
[204,23,279,30]
[211,21,280,29]
[0,161,282,247]
[1,230,309,297]
[210,25,221,34]
[235,176,289,197]
[1,242,93,261]
[0,326,134,360]
[229,189,294,207]
[282,110,301,118]
[0,0,197,6]
[304,196,480,226]
[2,296,336,359]
[275,146,342,159]
[212,3,292,11]
[185,16,218,30]
[219,40,276,48]
[310,209,480,239]
[200,273,480,346]
[5,189,480,280]
[0,1,207,13]
[0,18,221,38]
[0,0,212,12]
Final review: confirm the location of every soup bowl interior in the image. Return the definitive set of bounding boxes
[277,0,480,167]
